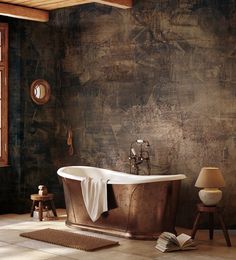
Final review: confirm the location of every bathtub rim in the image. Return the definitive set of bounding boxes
[57,165,186,185]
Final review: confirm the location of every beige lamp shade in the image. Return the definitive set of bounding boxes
[195,167,225,188]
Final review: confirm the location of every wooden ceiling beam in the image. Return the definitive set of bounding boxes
[34,0,94,10]
[95,0,132,9]
[33,0,132,10]
[0,3,49,22]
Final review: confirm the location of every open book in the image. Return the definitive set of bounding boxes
[156,232,196,252]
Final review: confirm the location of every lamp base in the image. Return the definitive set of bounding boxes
[199,188,222,206]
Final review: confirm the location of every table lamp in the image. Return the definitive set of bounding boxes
[195,167,225,206]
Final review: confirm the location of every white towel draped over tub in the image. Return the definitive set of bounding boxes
[81,177,109,222]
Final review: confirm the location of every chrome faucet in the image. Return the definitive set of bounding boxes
[129,139,151,175]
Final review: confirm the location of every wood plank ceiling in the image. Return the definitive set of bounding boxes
[0,0,132,22]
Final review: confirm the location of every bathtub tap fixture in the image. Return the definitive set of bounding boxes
[129,139,151,175]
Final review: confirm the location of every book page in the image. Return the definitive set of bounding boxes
[156,243,180,252]
[160,232,178,245]
[176,233,192,248]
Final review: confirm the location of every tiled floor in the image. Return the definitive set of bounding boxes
[0,209,235,259]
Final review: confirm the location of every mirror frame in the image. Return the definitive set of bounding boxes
[30,79,51,105]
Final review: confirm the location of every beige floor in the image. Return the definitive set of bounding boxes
[0,209,235,259]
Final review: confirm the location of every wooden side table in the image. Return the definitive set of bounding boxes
[30,193,57,221]
[191,203,231,247]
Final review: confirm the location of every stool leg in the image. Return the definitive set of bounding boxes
[30,201,36,217]
[216,212,232,247]
[191,212,202,239]
[38,201,43,221]
[209,212,214,240]
[50,200,57,217]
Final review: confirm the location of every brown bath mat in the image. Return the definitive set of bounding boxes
[20,228,119,251]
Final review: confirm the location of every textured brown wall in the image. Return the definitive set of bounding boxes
[1,1,236,227]
[51,0,236,227]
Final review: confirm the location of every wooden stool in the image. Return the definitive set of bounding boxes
[191,203,231,247]
[30,193,57,221]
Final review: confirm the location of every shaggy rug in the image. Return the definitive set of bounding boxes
[20,228,119,251]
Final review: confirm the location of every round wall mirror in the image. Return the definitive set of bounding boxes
[30,79,51,105]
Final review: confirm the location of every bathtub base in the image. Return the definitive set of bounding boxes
[66,220,165,240]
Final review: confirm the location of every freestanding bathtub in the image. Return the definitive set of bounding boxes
[57,166,186,239]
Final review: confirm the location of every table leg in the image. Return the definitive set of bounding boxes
[30,200,36,217]
[217,212,232,247]
[191,212,202,239]
[38,201,43,221]
[209,212,214,240]
[50,200,57,217]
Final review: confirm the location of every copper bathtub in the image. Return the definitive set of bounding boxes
[57,166,186,239]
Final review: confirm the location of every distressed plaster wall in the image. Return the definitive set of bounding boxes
[0,18,64,212]
[52,0,236,227]
[0,18,23,212]
[1,0,236,228]
[18,20,65,210]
